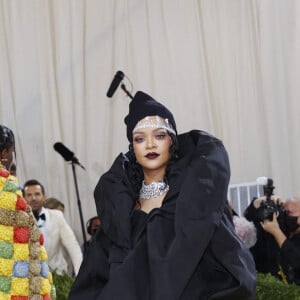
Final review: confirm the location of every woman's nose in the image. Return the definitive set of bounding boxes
[146,137,156,149]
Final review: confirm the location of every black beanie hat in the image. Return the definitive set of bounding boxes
[124,91,177,142]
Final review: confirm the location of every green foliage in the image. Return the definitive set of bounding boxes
[51,271,300,299]
[52,271,75,300]
[256,273,300,300]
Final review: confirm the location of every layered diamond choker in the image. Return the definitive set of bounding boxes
[139,180,169,200]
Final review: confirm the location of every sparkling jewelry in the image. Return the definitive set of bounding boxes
[133,116,176,135]
[139,180,169,200]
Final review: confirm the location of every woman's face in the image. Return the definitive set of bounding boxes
[0,144,15,171]
[132,117,172,178]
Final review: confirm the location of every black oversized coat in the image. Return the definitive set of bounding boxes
[69,130,256,300]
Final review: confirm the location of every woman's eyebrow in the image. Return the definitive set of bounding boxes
[133,131,145,135]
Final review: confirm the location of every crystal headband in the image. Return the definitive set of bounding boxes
[132,116,176,135]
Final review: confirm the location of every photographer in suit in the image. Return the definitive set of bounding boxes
[244,178,300,284]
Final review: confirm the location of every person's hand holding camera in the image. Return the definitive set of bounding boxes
[253,195,283,208]
[260,212,287,247]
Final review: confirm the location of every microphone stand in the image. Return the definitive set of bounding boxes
[71,162,88,254]
[121,83,134,99]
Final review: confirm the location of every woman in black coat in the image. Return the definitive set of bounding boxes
[69,91,256,299]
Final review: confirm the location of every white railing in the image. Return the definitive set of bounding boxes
[228,182,264,216]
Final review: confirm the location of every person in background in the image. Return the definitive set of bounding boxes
[81,216,101,252]
[245,195,300,284]
[44,196,77,275]
[86,216,101,240]
[44,197,65,213]
[0,124,55,299]
[23,179,83,276]
[69,91,256,299]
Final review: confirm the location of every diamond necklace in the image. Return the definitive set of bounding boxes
[139,180,169,200]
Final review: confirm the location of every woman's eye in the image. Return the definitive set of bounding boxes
[134,136,144,143]
[156,133,167,140]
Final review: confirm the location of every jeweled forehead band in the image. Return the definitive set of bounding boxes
[132,116,176,135]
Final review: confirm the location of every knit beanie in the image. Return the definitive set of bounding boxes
[124,91,177,142]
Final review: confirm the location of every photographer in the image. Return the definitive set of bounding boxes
[245,193,300,284]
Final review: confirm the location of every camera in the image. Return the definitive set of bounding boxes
[256,200,287,222]
[255,177,289,232]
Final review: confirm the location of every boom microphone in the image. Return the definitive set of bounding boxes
[53,142,85,170]
[106,71,124,97]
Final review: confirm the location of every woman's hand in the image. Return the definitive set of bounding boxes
[260,212,280,234]
[261,212,286,247]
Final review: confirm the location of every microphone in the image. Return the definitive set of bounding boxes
[106,71,124,97]
[53,142,85,170]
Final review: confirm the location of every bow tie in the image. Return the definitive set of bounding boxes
[39,214,46,221]
[39,213,46,221]
[34,213,46,221]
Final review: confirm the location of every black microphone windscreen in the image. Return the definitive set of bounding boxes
[106,71,124,97]
[53,142,74,162]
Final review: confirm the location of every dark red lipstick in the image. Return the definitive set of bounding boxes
[145,152,159,159]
